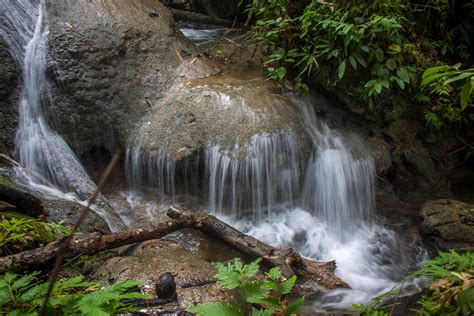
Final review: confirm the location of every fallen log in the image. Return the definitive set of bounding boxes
[167,206,349,289]
[0,183,48,218]
[0,220,183,273]
[171,8,241,28]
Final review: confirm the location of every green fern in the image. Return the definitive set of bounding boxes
[0,271,151,315]
[0,214,71,255]
[188,258,304,316]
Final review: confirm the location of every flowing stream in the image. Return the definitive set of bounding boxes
[1,2,426,311]
[125,89,426,308]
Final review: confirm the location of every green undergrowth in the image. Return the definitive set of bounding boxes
[246,0,473,127]
[0,213,70,256]
[0,271,150,315]
[354,251,474,316]
[188,258,304,316]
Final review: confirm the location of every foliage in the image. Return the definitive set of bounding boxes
[0,271,150,315]
[188,258,305,316]
[412,251,474,315]
[420,64,474,128]
[247,0,474,124]
[352,251,474,316]
[0,214,70,255]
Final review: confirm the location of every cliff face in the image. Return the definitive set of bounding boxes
[0,40,20,156]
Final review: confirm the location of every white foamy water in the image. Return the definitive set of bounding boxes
[221,207,425,309]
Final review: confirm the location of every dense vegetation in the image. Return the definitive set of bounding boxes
[354,251,474,315]
[247,0,473,127]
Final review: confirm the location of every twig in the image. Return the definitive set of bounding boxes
[41,152,121,315]
[389,279,406,316]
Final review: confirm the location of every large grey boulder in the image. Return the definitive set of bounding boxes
[420,199,474,252]
[129,58,309,160]
[45,0,198,155]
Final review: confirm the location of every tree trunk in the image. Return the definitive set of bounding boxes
[167,206,349,289]
[0,221,183,273]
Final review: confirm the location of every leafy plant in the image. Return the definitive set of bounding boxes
[411,251,474,315]
[188,258,305,316]
[352,251,474,316]
[0,271,150,315]
[0,215,71,255]
[420,64,474,127]
[247,0,474,125]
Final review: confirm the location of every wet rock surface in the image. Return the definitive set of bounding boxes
[420,199,474,252]
[95,240,229,311]
[130,60,310,160]
[45,0,198,155]
[44,198,111,233]
[0,40,20,155]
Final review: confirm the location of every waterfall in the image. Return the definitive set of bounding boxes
[0,0,125,231]
[206,132,302,220]
[295,98,376,241]
[1,0,92,196]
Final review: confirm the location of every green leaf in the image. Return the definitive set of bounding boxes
[215,263,242,289]
[422,65,452,78]
[188,303,242,316]
[444,72,473,85]
[276,67,287,81]
[11,272,39,291]
[421,71,460,87]
[354,52,367,67]
[279,275,297,295]
[386,59,397,71]
[374,48,384,62]
[337,60,346,79]
[241,281,273,303]
[285,296,305,316]
[349,56,357,70]
[397,68,410,83]
[265,267,281,281]
[243,258,262,279]
[388,44,401,53]
[360,45,370,53]
[460,77,472,110]
[4,272,17,284]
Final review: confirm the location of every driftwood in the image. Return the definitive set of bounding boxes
[167,206,349,289]
[0,184,48,218]
[171,8,241,28]
[0,220,183,273]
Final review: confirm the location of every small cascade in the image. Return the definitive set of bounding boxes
[125,145,177,197]
[295,98,376,241]
[206,132,303,220]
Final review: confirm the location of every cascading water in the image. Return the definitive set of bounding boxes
[125,91,424,308]
[296,97,376,241]
[206,132,302,220]
[0,0,124,230]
